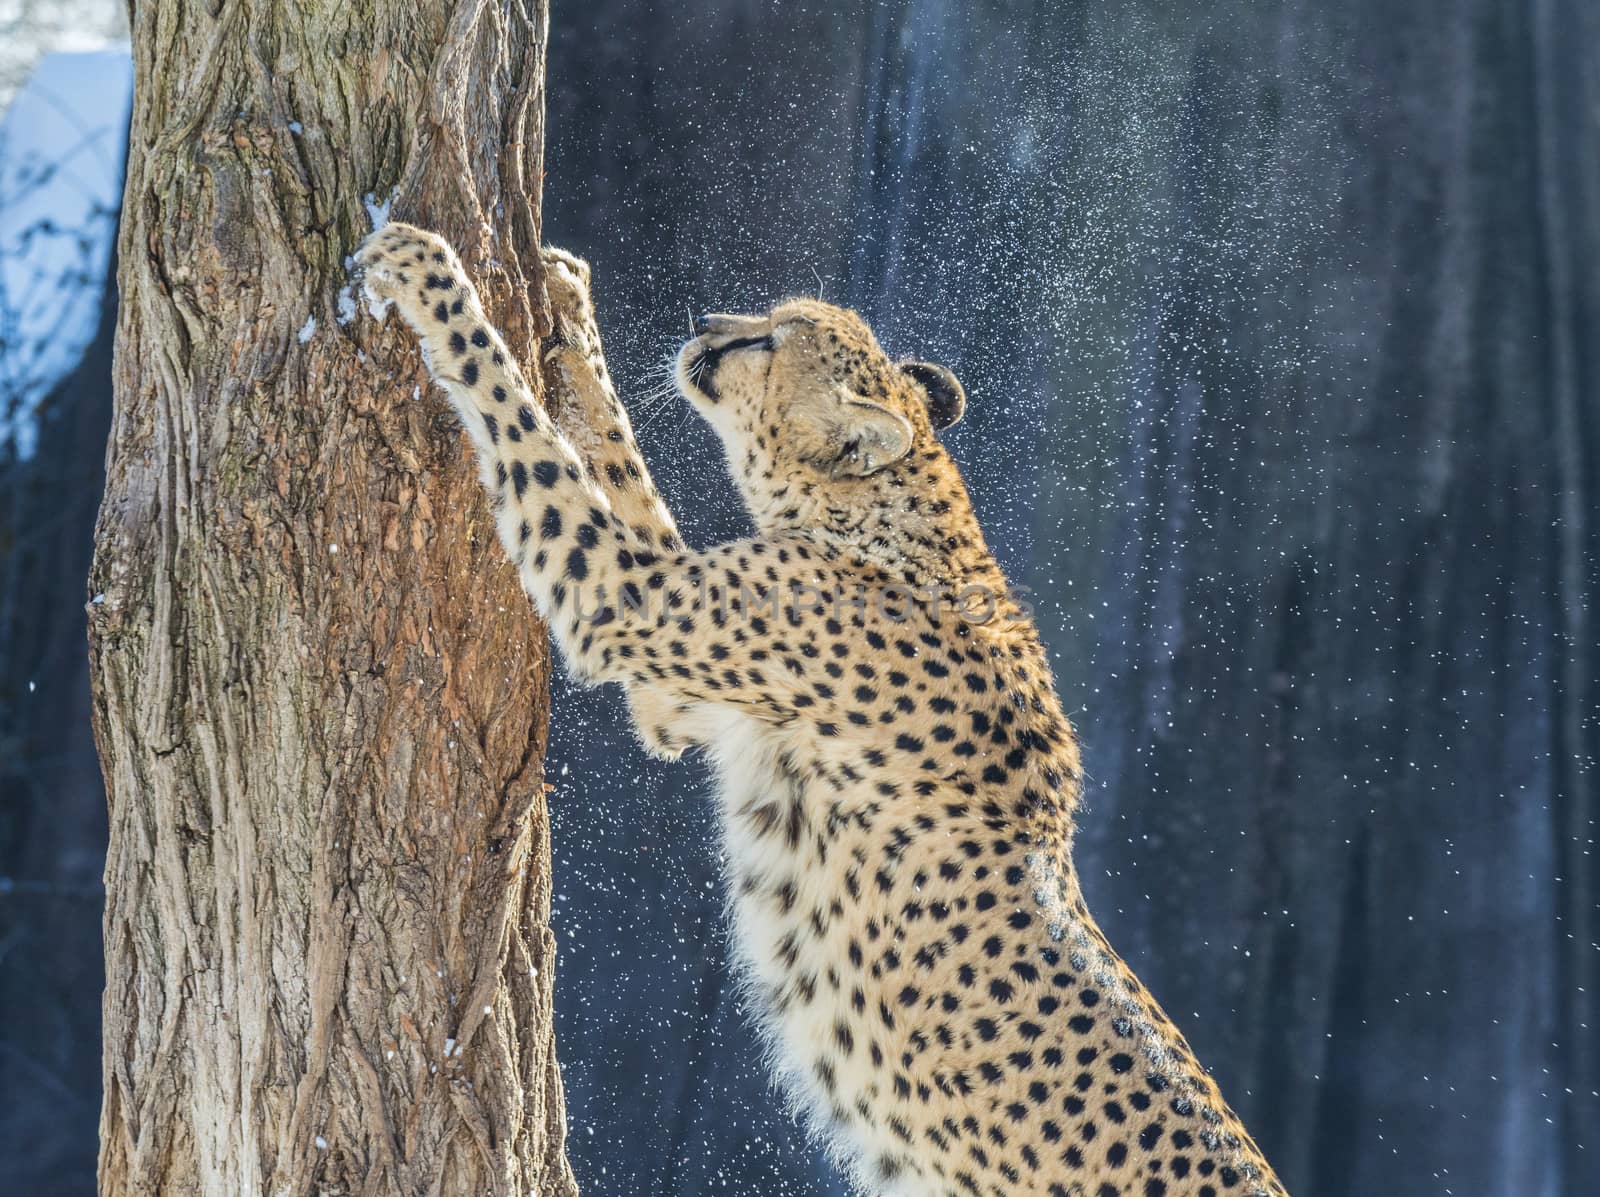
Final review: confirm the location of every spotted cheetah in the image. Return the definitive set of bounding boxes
[356,223,1289,1197]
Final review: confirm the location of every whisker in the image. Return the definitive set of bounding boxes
[637,393,678,433]
[623,351,685,414]
[626,348,691,432]
[634,388,676,414]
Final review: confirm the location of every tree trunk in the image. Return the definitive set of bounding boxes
[88,3,575,1194]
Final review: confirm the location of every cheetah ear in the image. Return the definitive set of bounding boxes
[900,361,965,431]
[826,396,913,478]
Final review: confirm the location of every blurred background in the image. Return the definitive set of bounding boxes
[2,1,1596,1194]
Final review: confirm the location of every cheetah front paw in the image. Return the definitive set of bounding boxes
[355,222,474,329]
[540,246,601,357]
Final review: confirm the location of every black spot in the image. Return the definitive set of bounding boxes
[540,506,562,539]
[519,404,537,431]
[533,461,561,488]
[471,328,490,348]
[566,548,588,581]
[510,462,529,498]
[462,360,479,386]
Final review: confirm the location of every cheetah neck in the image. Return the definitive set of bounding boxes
[749,443,1003,591]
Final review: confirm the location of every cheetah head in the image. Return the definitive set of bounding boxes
[675,298,964,503]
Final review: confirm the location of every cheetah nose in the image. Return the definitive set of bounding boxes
[692,313,715,337]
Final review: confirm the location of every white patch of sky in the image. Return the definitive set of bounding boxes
[0,46,132,457]
[0,1,127,111]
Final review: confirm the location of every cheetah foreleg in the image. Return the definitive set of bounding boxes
[537,247,692,756]
[538,248,684,555]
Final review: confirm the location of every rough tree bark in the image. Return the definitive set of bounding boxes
[88,2,576,1194]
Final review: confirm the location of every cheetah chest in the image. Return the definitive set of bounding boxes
[697,708,891,1160]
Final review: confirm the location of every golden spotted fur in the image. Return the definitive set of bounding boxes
[357,223,1288,1197]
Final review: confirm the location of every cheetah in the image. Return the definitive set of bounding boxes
[356,223,1289,1197]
